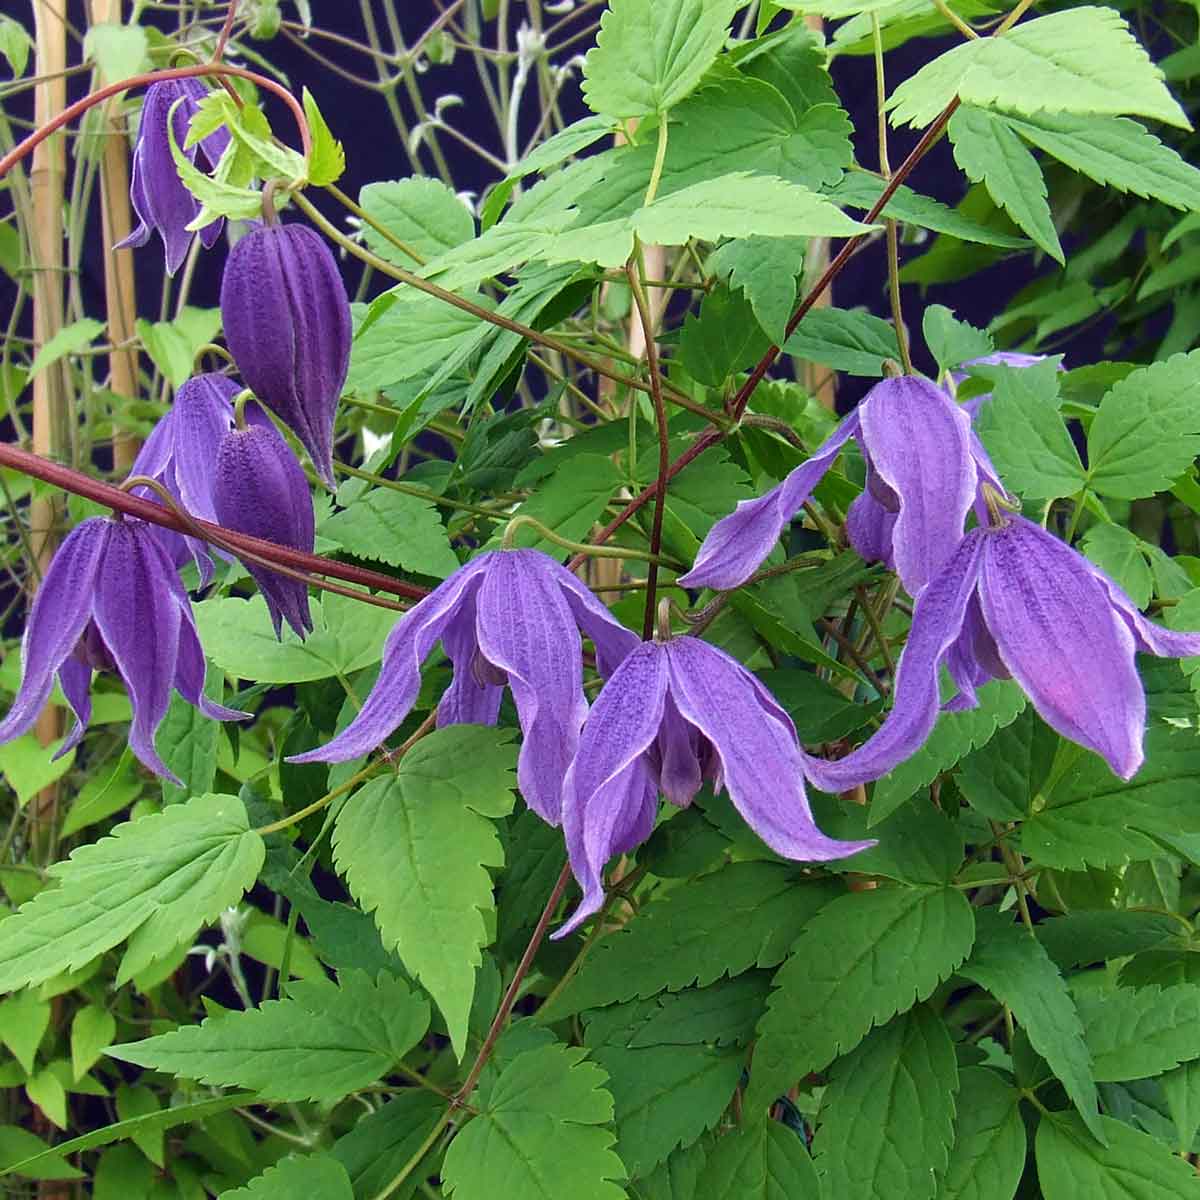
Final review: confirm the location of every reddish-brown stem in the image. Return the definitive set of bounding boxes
[212,0,239,63]
[0,443,429,601]
[0,62,312,180]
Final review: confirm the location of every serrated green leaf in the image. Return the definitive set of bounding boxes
[1082,525,1154,610]
[590,1043,743,1177]
[699,1119,820,1197]
[870,679,1026,825]
[813,1006,958,1200]
[27,317,104,380]
[887,8,1189,131]
[1002,111,1200,212]
[1036,1112,1200,1197]
[333,727,518,1059]
[540,864,843,1019]
[0,794,263,992]
[1037,912,1179,971]
[629,1141,708,1200]
[194,592,398,684]
[923,305,993,375]
[166,101,264,223]
[679,286,771,387]
[158,676,221,807]
[221,1154,354,1199]
[750,887,975,1110]
[70,1006,116,1082]
[302,88,345,186]
[359,178,475,264]
[1078,985,1200,1082]
[110,970,429,1101]
[936,1067,1026,1200]
[956,706,1059,823]
[948,106,1063,263]
[708,236,806,344]
[320,489,459,579]
[1086,351,1200,500]
[504,454,624,556]
[960,915,1102,1141]
[1162,1059,1200,1154]
[973,360,1083,500]
[442,1044,626,1200]
[582,0,742,118]
[332,1090,444,1200]
[83,22,148,85]
[783,307,899,376]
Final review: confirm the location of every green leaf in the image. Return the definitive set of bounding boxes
[61,753,141,837]
[504,454,624,556]
[959,915,1102,1141]
[1002,111,1200,212]
[590,1043,743,1176]
[956,706,1059,823]
[923,305,993,375]
[333,727,518,1059]
[110,970,429,1101]
[0,1092,253,1177]
[812,1006,958,1200]
[936,1067,1026,1200]
[135,306,222,390]
[1037,912,1179,971]
[0,1127,80,1182]
[83,22,148,84]
[1162,1059,1200,1154]
[221,1154,354,1199]
[582,0,743,118]
[1077,985,1200,1082]
[158,676,221,806]
[0,990,49,1072]
[1086,351,1200,500]
[70,1005,116,1082]
[1081,525,1154,609]
[679,286,771,387]
[302,88,345,186]
[973,359,1084,500]
[0,733,75,808]
[750,887,975,1110]
[0,793,263,992]
[629,1142,708,1200]
[708,236,807,344]
[442,1044,626,1200]
[540,865,843,1019]
[948,106,1063,263]
[27,318,104,381]
[321,489,459,579]
[359,178,475,264]
[332,1091,444,1199]
[0,15,33,77]
[783,307,899,376]
[699,1119,820,1198]
[1036,1112,1200,1197]
[194,592,398,684]
[887,8,1189,131]
[166,102,264,223]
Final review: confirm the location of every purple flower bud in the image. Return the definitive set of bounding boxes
[213,409,316,641]
[219,223,351,489]
[116,79,231,276]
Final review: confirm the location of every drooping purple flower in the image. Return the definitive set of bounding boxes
[555,635,874,937]
[0,518,247,781]
[680,376,995,597]
[219,223,351,490]
[803,514,1200,790]
[213,408,315,640]
[287,549,640,822]
[116,79,232,276]
[129,373,240,585]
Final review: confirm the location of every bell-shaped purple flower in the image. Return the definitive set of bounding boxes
[288,549,640,823]
[680,376,997,598]
[805,514,1200,790]
[0,517,247,782]
[129,373,240,585]
[219,222,351,490]
[556,635,874,937]
[212,409,315,640]
[116,79,232,276]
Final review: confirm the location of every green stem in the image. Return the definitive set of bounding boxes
[501,513,663,562]
[254,761,382,837]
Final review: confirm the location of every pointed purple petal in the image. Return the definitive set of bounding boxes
[654,691,704,808]
[437,588,504,728]
[860,376,976,595]
[806,530,987,792]
[288,558,490,764]
[547,556,640,677]
[173,373,238,520]
[679,413,860,591]
[55,657,93,758]
[0,520,108,747]
[474,550,590,824]
[944,592,1006,713]
[845,489,897,568]
[92,522,183,781]
[1083,563,1200,660]
[664,637,872,861]
[980,516,1144,780]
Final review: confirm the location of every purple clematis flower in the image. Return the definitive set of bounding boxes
[213,408,315,641]
[0,517,247,781]
[288,549,640,822]
[555,634,874,937]
[804,513,1200,790]
[116,79,231,276]
[129,373,240,585]
[680,375,998,598]
[219,222,351,490]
